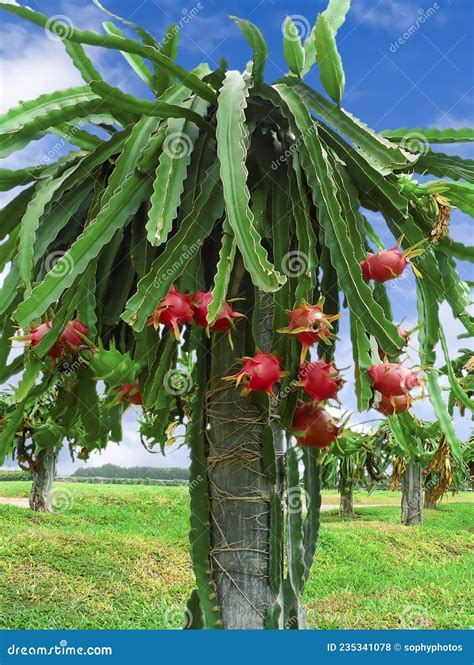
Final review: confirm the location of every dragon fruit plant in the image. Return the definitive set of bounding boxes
[0,0,471,629]
[16,318,89,359]
[224,351,286,398]
[147,286,194,339]
[360,240,425,282]
[278,299,341,362]
[295,359,345,403]
[291,402,341,448]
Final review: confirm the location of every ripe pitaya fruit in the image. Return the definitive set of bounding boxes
[368,362,420,396]
[61,319,88,348]
[278,299,341,362]
[192,291,244,333]
[147,286,193,339]
[20,319,88,359]
[360,241,424,283]
[223,351,286,398]
[375,393,412,416]
[26,322,53,350]
[291,402,340,448]
[119,383,143,406]
[295,360,345,402]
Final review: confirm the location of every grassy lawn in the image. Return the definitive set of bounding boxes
[0,482,472,630]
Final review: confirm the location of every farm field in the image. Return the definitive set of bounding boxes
[0,482,472,630]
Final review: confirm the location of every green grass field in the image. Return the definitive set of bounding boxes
[0,482,472,630]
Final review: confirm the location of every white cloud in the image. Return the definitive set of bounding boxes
[351,0,445,31]
[430,113,474,160]
[56,0,106,33]
[433,112,473,131]
[0,7,135,190]
[0,23,85,114]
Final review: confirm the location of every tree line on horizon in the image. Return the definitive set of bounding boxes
[71,463,189,480]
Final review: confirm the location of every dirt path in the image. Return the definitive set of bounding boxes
[0,495,393,511]
[0,495,468,513]
[320,503,392,511]
[0,496,30,508]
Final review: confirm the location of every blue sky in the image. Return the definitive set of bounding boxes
[0,0,472,472]
[2,0,473,130]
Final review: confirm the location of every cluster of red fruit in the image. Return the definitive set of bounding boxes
[18,319,143,407]
[291,358,345,448]
[358,245,423,415]
[223,258,423,448]
[116,287,245,408]
[18,243,423,437]
[368,363,421,416]
[20,319,88,359]
[224,353,344,450]
[146,286,244,342]
[224,300,346,449]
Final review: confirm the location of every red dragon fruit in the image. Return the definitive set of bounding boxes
[278,299,341,362]
[360,241,424,283]
[375,393,412,416]
[147,286,193,339]
[291,402,340,448]
[61,320,88,347]
[223,351,286,398]
[295,360,345,402]
[368,362,420,396]
[119,383,143,406]
[20,319,88,359]
[191,291,245,333]
[25,322,53,349]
